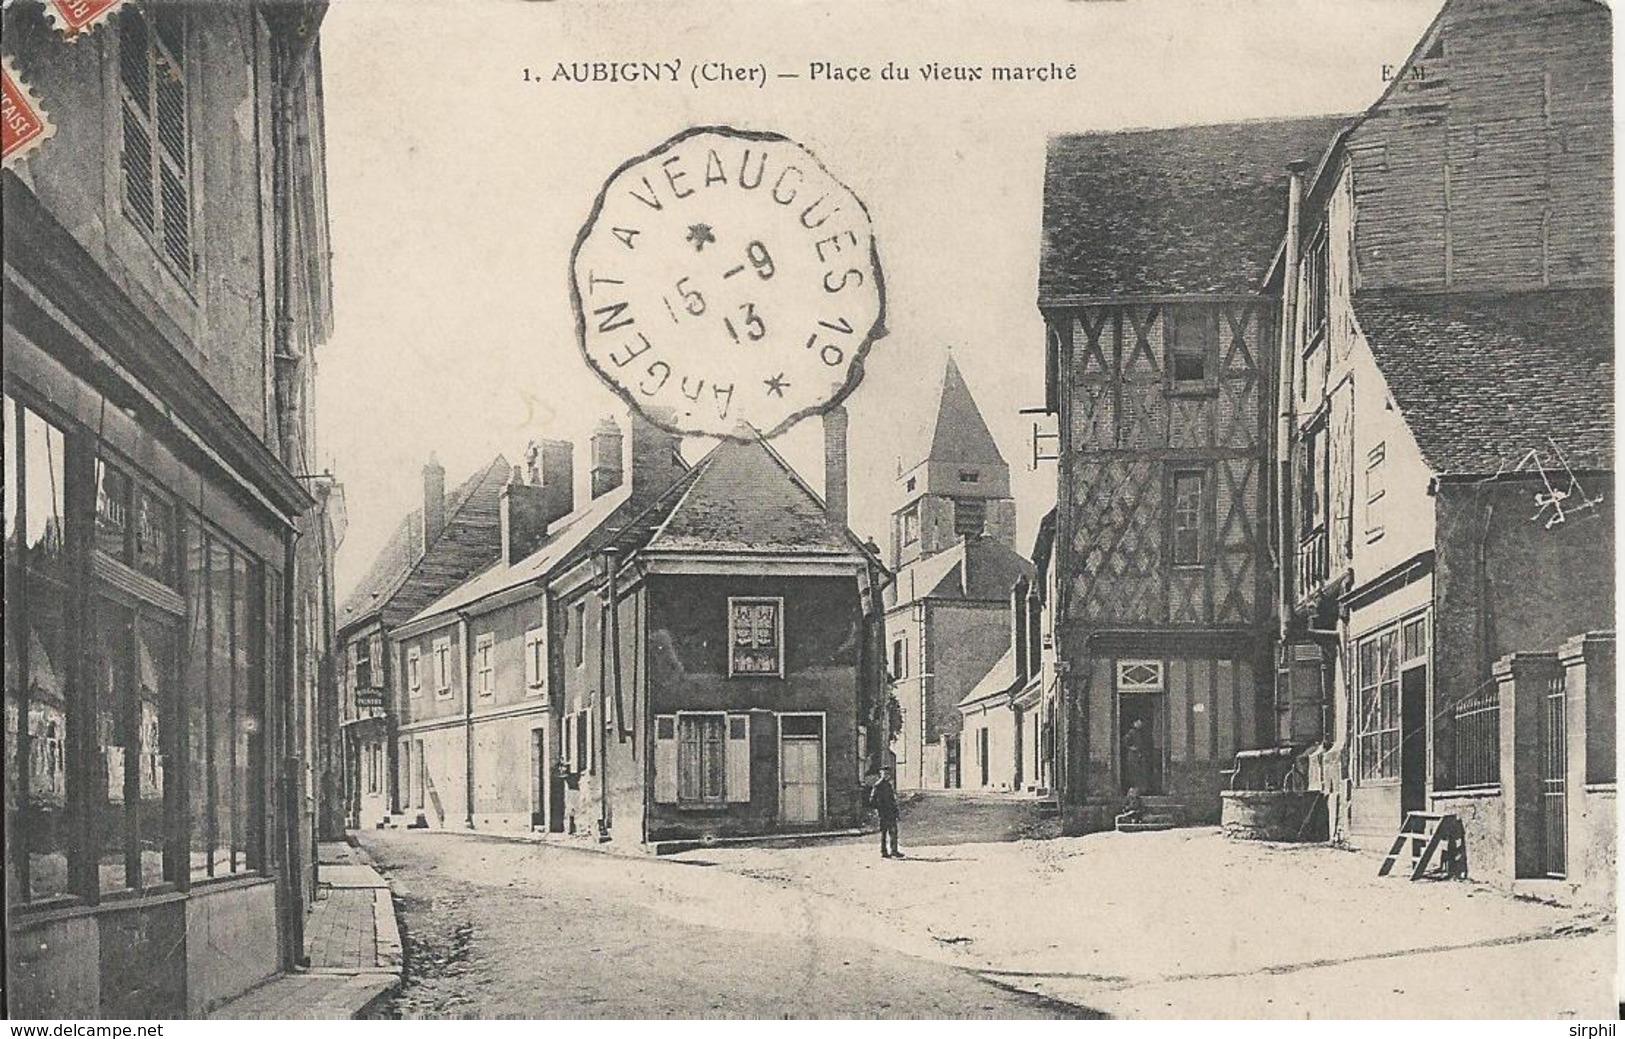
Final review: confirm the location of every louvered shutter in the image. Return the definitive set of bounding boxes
[653,716,678,803]
[119,9,156,231]
[725,713,751,802]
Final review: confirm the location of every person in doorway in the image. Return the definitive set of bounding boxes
[1124,717,1153,794]
[867,766,903,858]
[1116,786,1145,828]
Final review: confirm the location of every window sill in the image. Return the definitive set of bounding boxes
[9,874,269,928]
[1366,528,1385,544]
[1434,785,1502,798]
[1167,384,1219,399]
[673,801,731,813]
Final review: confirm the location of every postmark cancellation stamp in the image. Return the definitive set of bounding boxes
[570,126,886,440]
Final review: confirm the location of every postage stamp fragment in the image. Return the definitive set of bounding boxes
[2,57,55,171]
[42,0,127,38]
[571,126,886,440]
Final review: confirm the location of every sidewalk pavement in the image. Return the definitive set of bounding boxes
[209,840,403,1020]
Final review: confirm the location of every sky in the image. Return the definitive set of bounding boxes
[316,0,1442,598]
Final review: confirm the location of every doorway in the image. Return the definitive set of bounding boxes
[778,715,824,825]
[1119,694,1163,795]
[1399,665,1427,817]
[530,729,547,830]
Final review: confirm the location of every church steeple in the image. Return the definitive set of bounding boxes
[891,355,1016,568]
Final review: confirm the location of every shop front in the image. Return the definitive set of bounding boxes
[4,326,305,1017]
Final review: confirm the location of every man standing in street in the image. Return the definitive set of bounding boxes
[868,766,902,858]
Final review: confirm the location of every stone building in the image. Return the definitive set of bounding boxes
[392,410,888,845]
[1271,0,1613,893]
[4,0,339,1016]
[335,455,511,830]
[883,357,1030,790]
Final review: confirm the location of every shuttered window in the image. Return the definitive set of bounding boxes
[119,4,192,280]
[678,714,726,803]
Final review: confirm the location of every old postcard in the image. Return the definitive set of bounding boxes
[1,0,1616,1023]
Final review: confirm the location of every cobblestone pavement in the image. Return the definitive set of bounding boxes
[358,830,1093,1019]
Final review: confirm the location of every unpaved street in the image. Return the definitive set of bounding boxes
[357,830,1091,1019]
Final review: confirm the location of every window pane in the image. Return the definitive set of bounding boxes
[3,401,75,902]
[11,560,74,901]
[92,599,135,895]
[137,615,176,885]
[231,553,251,872]
[95,460,132,563]
[701,717,725,800]
[133,486,176,586]
[209,540,234,875]
[23,410,67,578]
[185,527,212,880]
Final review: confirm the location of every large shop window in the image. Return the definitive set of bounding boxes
[184,527,264,882]
[1355,617,1427,782]
[6,397,268,909]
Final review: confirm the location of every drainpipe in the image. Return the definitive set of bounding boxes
[599,553,618,839]
[607,548,626,738]
[459,612,473,828]
[1276,163,1308,642]
[280,527,306,968]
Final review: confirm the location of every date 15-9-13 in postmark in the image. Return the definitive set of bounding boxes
[570,126,885,440]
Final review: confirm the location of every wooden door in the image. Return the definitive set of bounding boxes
[780,737,823,825]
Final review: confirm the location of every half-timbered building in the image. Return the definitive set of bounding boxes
[1038,117,1347,829]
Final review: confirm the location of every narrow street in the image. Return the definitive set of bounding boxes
[357,830,1091,1019]
[358,814,1616,1020]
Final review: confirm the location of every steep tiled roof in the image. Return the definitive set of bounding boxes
[926,356,1007,469]
[637,436,865,556]
[886,537,1034,610]
[405,485,634,624]
[337,456,510,633]
[1040,115,1351,301]
[1354,288,1614,474]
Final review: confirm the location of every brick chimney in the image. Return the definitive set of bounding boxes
[422,453,446,553]
[500,467,551,566]
[823,406,849,529]
[628,407,685,510]
[527,438,575,525]
[589,418,624,499]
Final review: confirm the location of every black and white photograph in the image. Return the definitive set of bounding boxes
[1,0,1617,1023]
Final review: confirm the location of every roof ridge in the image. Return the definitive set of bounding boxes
[1048,111,1359,144]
